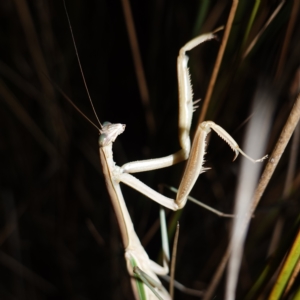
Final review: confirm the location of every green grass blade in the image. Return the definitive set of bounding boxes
[268,230,300,300]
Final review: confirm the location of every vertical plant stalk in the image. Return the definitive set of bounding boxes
[243,0,285,59]
[0,251,55,291]
[204,92,300,300]
[13,0,51,94]
[13,0,68,148]
[0,80,57,158]
[275,0,299,81]
[251,92,300,212]
[226,90,273,300]
[268,229,300,299]
[120,0,156,135]
[169,222,180,299]
[267,122,300,257]
[283,247,300,297]
[241,0,261,51]
[198,0,238,123]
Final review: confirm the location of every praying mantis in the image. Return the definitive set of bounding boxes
[61,2,267,299]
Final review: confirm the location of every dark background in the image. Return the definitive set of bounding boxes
[0,0,299,299]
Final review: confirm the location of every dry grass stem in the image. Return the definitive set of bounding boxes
[243,1,285,59]
[251,92,300,212]
[198,0,238,123]
[169,222,179,299]
[120,0,155,134]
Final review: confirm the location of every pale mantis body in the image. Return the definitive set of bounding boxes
[98,34,222,299]
[63,4,267,298]
[94,34,267,299]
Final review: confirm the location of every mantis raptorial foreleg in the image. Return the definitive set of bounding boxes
[118,33,267,211]
[117,120,267,211]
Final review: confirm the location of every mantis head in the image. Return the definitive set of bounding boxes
[99,122,126,147]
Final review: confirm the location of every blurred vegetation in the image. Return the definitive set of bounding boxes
[0,0,299,299]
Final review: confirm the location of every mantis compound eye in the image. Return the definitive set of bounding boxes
[102,121,111,127]
[98,133,107,147]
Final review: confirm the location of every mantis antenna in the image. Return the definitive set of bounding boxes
[63,0,102,129]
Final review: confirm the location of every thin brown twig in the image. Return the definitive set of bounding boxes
[198,0,238,123]
[12,0,53,98]
[169,222,179,299]
[203,246,230,300]
[120,0,155,135]
[0,202,28,246]
[251,92,300,211]
[267,122,300,256]
[85,219,105,246]
[0,60,42,101]
[0,80,58,158]
[275,0,299,81]
[203,92,300,300]
[13,0,68,149]
[243,0,285,59]
[0,251,56,292]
